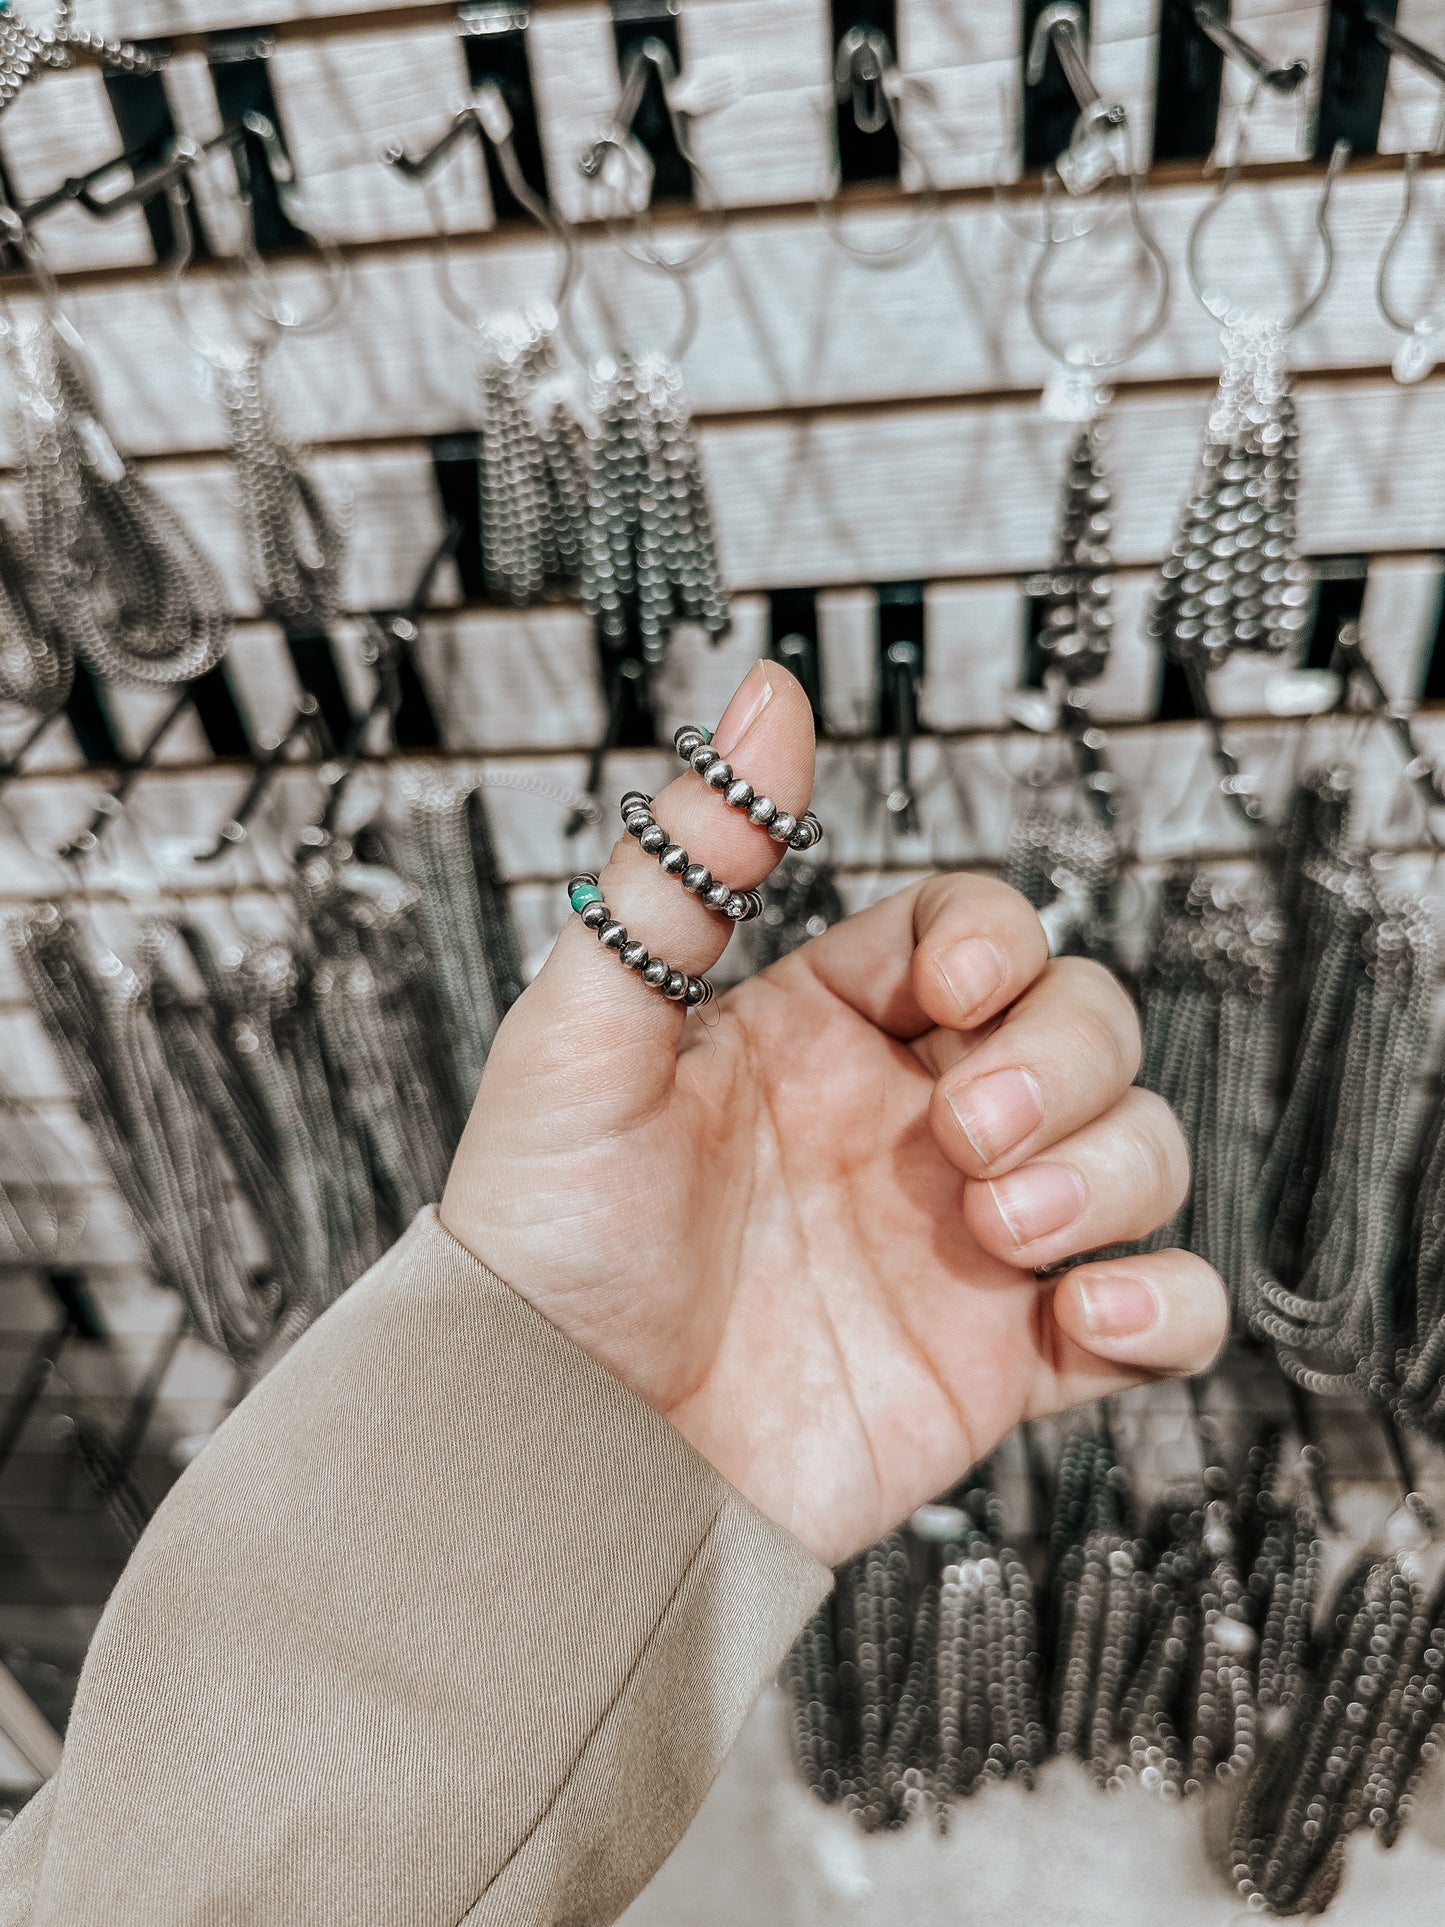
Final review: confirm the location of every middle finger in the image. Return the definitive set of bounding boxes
[928,956,1142,1179]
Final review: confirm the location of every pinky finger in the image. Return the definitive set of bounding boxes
[1026,1248,1229,1419]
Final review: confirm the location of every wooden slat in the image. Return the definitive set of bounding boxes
[5,167,1440,463]
[1376,0,1445,154]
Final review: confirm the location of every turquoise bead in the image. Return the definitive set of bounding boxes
[698,725,714,743]
[569,882,604,912]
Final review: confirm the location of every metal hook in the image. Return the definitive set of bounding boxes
[884,637,922,835]
[1027,162,1171,371]
[303,520,461,846]
[384,83,579,333]
[191,695,327,865]
[816,26,939,266]
[1027,2,1132,196]
[1372,21,1445,382]
[164,118,349,368]
[1187,1,1309,96]
[1334,624,1445,863]
[577,38,723,276]
[1187,113,1349,330]
[55,688,199,864]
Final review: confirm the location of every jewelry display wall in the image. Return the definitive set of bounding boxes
[7,3,1445,1919]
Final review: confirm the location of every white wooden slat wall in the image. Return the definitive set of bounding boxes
[6,16,1445,1847]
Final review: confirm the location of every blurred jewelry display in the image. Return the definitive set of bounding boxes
[0,3,160,116]
[0,508,71,714]
[218,348,348,633]
[1033,412,1115,686]
[395,769,528,1104]
[1133,871,1282,1312]
[579,353,729,664]
[11,903,286,1364]
[477,316,588,606]
[12,324,232,687]
[750,854,846,970]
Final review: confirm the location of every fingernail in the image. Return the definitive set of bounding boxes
[1076,1273,1158,1339]
[948,1067,1043,1165]
[936,938,1006,1020]
[986,1162,1085,1246]
[713,661,774,757]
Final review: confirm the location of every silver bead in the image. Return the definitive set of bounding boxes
[663,969,687,999]
[681,863,712,893]
[703,880,731,910]
[747,796,776,826]
[624,811,652,837]
[769,811,797,843]
[691,746,718,774]
[619,790,650,814]
[642,958,669,987]
[724,894,748,920]
[674,726,704,757]
[567,873,598,896]
[660,844,688,875]
[725,777,753,810]
[684,977,709,1007]
[619,941,648,969]
[599,921,627,950]
[639,824,667,855]
[580,901,609,929]
[703,759,733,790]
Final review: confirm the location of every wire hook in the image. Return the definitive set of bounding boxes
[577,37,723,276]
[1187,100,1349,331]
[815,25,938,267]
[384,83,579,335]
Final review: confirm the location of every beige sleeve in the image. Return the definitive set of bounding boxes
[0,1208,831,1927]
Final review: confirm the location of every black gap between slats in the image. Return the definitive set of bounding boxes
[767,588,824,729]
[46,1269,107,1345]
[1022,0,1092,171]
[1315,0,1396,160]
[64,664,125,765]
[1155,652,1198,723]
[610,2,692,205]
[206,32,308,254]
[1020,592,1051,692]
[0,143,25,269]
[457,5,551,217]
[104,54,204,263]
[1419,573,1445,702]
[876,581,926,735]
[830,0,901,186]
[1303,557,1368,671]
[188,663,253,759]
[599,637,656,749]
[430,435,487,602]
[390,648,443,751]
[1152,0,1227,166]
[284,633,353,751]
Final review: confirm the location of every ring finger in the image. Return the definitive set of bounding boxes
[963,1086,1190,1271]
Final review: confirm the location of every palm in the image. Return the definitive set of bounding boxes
[458,952,1065,1567]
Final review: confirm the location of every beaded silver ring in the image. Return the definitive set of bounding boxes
[566,874,713,1007]
[671,724,824,851]
[618,791,764,922]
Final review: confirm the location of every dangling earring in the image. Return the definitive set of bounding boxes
[1153,119,1347,674]
[383,84,589,607]
[164,136,350,633]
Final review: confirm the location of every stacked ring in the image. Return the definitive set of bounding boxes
[566,874,713,1008]
[671,724,824,851]
[618,791,764,921]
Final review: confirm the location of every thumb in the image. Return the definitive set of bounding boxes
[486,658,816,1132]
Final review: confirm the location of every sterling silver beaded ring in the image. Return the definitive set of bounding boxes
[618,792,764,922]
[671,724,824,851]
[566,874,713,1007]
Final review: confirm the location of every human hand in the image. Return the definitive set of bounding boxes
[440,661,1227,1567]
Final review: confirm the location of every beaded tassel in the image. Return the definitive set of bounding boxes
[579,354,729,664]
[217,348,348,633]
[1034,414,1115,685]
[477,318,587,605]
[1150,315,1312,672]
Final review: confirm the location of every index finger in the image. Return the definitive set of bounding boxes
[791,872,1050,1040]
